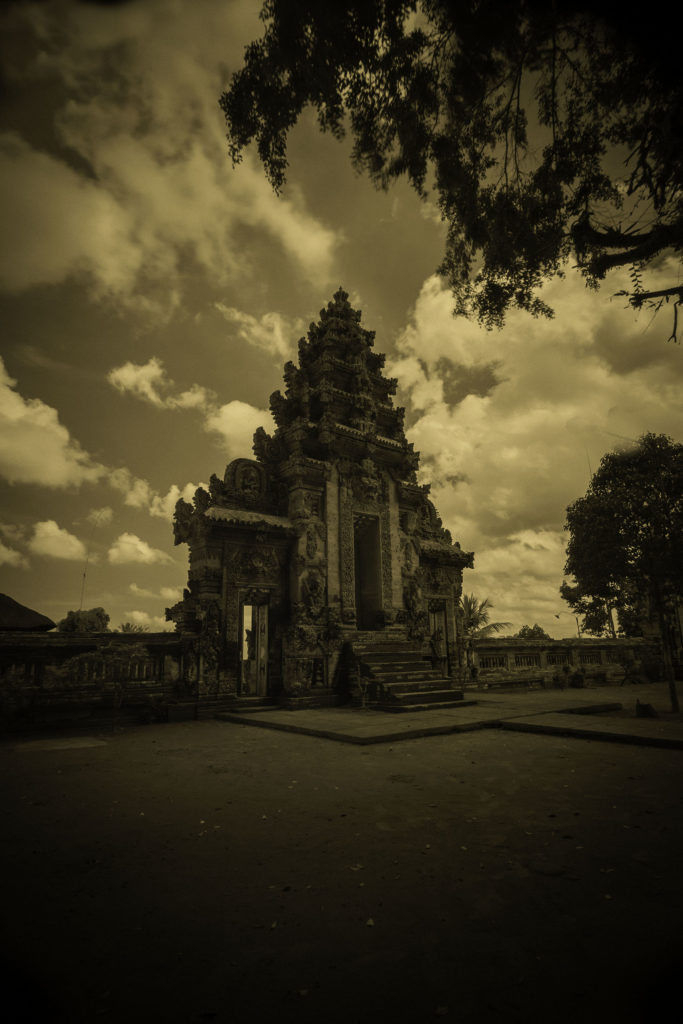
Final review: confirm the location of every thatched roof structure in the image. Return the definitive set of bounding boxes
[0,594,56,632]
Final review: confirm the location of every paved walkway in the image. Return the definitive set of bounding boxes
[217,683,683,748]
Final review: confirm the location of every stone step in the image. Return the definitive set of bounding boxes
[368,665,442,679]
[380,678,454,694]
[359,654,428,668]
[376,697,476,714]
[224,696,277,714]
[382,688,463,705]
[354,642,421,655]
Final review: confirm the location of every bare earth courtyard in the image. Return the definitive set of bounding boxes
[2,684,683,1024]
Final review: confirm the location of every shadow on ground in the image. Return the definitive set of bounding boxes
[2,682,682,1023]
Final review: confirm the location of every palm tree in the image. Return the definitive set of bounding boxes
[459,594,512,676]
[459,594,512,639]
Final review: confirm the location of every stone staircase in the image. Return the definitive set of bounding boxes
[352,637,472,713]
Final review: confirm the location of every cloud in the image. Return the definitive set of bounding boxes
[29,520,88,561]
[1,2,339,315]
[214,305,303,360]
[0,133,143,300]
[107,358,215,410]
[108,357,169,407]
[149,482,205,520]
[108,532,173,565]
[392,270,683,635]
[122,609,173,632]
[108,466,205,519]
[129,583,182,602]
[109,468,154,509]
[108,352,273,460]
[0,539,29,569]
[87,506,114,526]
[0,356,104,488]
[205,401,272,459]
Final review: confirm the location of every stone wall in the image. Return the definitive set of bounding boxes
[470,637,663,688]
[0,630,189,730]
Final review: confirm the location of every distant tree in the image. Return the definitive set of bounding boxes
[563,433,683,710]
[558,583,614,637]
[221,0,683,338]
[57,607,110,633]
[118,622,149,633]
[513,623,552,640]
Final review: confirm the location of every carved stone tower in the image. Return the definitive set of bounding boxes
[168,289,473,708]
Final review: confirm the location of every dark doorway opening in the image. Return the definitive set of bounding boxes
[241,602,268,696]
[354,515,382,630]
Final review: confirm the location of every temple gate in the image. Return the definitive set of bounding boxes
[167,289,473,708]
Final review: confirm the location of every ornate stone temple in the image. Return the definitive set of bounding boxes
[167,289,473,709]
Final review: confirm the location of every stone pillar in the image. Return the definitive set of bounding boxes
[338,475,356,623]
[387,477,403,612]
[326,467,341,605]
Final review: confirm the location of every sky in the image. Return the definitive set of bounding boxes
[1,0,682,637]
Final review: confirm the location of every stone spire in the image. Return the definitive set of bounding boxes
[253,287,418,479]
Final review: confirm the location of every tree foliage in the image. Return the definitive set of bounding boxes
[513,623,551,640]
[221,0,683,337]
[563,433,683,708]
[118,622,149,633]
[459,593,511,638]
[57,607,110,633]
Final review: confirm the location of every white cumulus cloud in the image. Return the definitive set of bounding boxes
[0,539,29,569]
[205,400,273,460]
[149,482,205,520]
[0,357,103,488]
[108,532,173,565]
[122,609,173,631]
[214,305,303,360]
[29,520,88,561]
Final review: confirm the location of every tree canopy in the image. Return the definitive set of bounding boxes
[562,433,683,708]
[57,608,110,633]
[513,623,551,640]
[221,0,683,338]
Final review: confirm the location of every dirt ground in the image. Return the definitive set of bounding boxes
[2,711,683,1024]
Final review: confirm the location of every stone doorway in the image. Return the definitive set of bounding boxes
[240,600,269,696]
[354,515,382,630]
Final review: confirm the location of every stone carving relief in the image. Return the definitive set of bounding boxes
[305,522,325,561]
[403,576,428,640]
[300,569,325,621]
[229,545,280,580]
[401,536,419,576]
[351,458,387,506]
[199,600,221,695]
[223,458,268,504]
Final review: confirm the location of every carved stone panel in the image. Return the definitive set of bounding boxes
[228,544,280,581]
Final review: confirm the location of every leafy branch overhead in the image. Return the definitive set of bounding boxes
[221,0,683,337]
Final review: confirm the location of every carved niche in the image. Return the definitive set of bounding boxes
[223,458,270,508]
